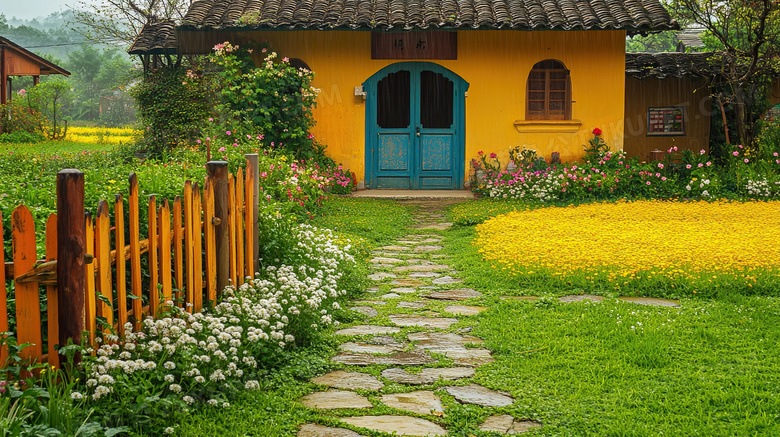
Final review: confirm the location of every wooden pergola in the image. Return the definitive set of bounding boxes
[1,36,71,105]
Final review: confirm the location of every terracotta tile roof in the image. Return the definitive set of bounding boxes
[625,52,720,79]
[128,20,178,55]
[178,0,678,32]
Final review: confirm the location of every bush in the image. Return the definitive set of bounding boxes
[0,97,43,134]
[132,67,214,158]
[0,131,47,144]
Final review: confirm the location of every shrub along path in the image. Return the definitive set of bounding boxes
[297,200,680,436]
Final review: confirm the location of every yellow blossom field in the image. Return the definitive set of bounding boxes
[475,200,780,295]
[66,126,139,144]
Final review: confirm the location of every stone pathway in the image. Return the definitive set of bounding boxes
[298,199,680,436]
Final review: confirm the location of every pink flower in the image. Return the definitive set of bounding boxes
[738,144,744,148]
[209,117,214,122]
[733,151,739,156]
[261,172,267,177]
[232,143,238,147]
[283,57,289,62]
[247,135,252,139]
[206,137,211,141]
[218,147,226,152]
[257,135,264,140]
[197,139,202,144]
[661,177,667,181]
[744,158,749,163]
[17,89,26,96]
[646,181,651,185]
[308,134,315,139]
[698,163,704,167]
[658,163,664,169]
[700,149,706,155]
[773,152,778,157]
[706,161,711,166]
[686,164,691,169]
[226,131,232,135]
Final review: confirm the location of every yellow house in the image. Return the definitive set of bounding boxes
[132,0,677,189]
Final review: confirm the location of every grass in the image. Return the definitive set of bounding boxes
[0,140,121,154]
[310,197,417,246]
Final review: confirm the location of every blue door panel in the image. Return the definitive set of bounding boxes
[421,135,453,171]
[365,62,468,190]
[378,134,411,171]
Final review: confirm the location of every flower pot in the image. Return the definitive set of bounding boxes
[506,161,517,173]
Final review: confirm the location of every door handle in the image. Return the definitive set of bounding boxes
[415,126,421,137]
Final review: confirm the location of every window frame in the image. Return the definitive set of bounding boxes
[525,60,572,121]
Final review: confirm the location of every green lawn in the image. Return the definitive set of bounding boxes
[148,198,780,435]
[0,140,119,154]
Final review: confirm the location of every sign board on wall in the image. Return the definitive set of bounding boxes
[647,106,685,136]
[371,31,457,60]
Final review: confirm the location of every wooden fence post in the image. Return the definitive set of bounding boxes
[206,161,229,296]
[56,169,85,365]
[245,154,259,275]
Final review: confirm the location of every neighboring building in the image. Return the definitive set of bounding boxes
[131,0,678,189]
[0,36,71,105]
[624,52,716,162]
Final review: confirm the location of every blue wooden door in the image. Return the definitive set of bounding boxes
[365,63,468,189]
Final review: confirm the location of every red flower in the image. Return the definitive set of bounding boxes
[593,128,602,136]
[478,151,484,155]
[490,153,497,158]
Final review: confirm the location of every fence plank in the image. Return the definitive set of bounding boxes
[207,162,229,295]
[12,206,43,362]
[193,183,203,313]
[0,211,7,365]
[173,196,183,307]
[45,215,59,368]
[159,200,172,311]
[95,201,112,328]
[184,182,195,313]
[56,169,85,364]
[85,213,96,348]
[246,154,259,275]
[148,195,158,317]
[128,174,143,330]
[236,168,245,286]
[228,175,237,288]
[204,177,217,306]
[114,195,127,337]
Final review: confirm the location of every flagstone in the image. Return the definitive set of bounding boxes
[409,272,442,278]
[389,315,459,329]
[558,294,604,303]
[618,296,680,307]
[432,276,461,285]
[300,390,372,409]
[390,287,418,294]
[412,222,452,230]
[380,293,401,299]
[444,384,514,407]
[341,416,447,436]
[368,272,397,281]
[332,351,437,366]
[409,332,484,349]
[380,245,411,251]
[424,288,482,300]
[311,371,385,391]
[414,245,444,252]
[500,296,539,301]
[380,391,444,415]
[445,348,494,367]
[393,264,450,272]
[350,306,379,318]
[479,415,542,434]
[354,300,386,305]
[335,325,401,336]
[444,305,486,316]
[339,342,403,354]
[298,424,365,437]
[381,367,475,385]
[370,257,405,264]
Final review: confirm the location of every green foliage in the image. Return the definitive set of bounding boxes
[626,30,680,52]
[0,131,47,144]
[209,41,320,160]
[23,80,72,140]
[310,197,416,247]
[66,45,135,124]
[0,98,43,134]
[132,67,213,158]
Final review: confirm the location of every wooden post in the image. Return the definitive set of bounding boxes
[56,169,85,365]
[114,195,127,337]
[45,215,59,368]
[246,154,260,275]
[206,161,229,296]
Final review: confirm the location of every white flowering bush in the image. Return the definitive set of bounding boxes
[76,223,362,434]
[486,169,561,202]
[745,177,780,198]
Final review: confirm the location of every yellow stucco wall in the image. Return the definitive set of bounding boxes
[181,29,627,184]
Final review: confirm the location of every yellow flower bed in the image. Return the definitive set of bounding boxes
[476,200,780,292]
[66,126,139,144]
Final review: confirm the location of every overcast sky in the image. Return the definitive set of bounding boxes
[3,0,86,20]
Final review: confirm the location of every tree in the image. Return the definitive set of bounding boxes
[66,44,134,122]
[24,80,72,140]
[72,0,192,48]
[675,0,780,147]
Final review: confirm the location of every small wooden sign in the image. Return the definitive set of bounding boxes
[647,106,685,136]
[372,31,457,60]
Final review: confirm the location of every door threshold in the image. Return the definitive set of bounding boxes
[349,189,475,199]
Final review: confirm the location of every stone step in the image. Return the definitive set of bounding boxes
[341,416,447,437]
[310,370,385,391]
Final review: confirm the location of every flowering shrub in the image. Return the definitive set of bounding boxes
[209,41,320,160]
[76,223,359,434]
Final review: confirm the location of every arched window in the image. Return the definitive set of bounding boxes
[526,60,572,120]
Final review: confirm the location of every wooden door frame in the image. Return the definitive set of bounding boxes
[363,62,469,189]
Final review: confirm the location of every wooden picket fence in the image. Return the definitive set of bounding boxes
[1,156,260,368]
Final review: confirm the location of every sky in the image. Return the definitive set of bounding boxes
[2,0,87,20]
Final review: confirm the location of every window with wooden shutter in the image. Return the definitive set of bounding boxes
[526,60,572,121]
